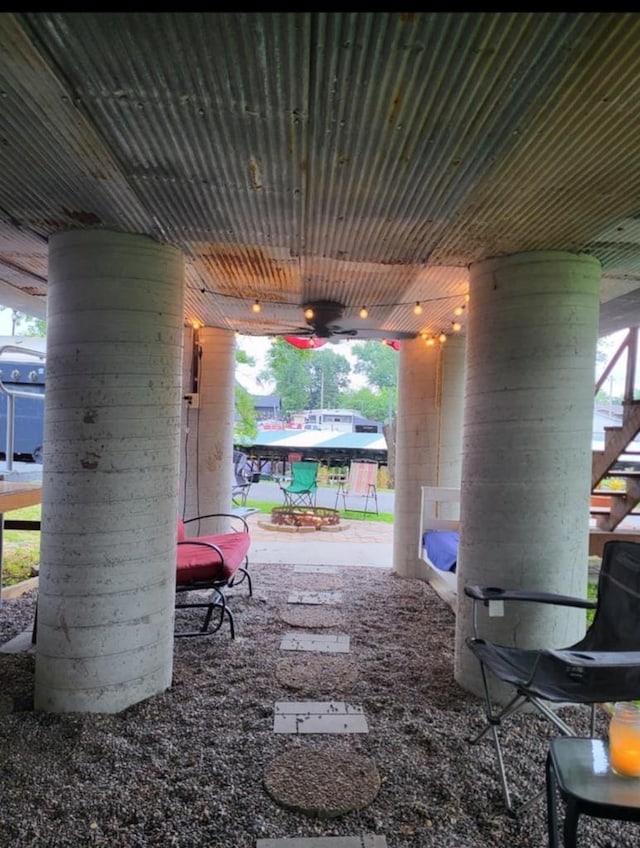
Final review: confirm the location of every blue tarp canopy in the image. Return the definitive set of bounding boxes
[240,429,387,471]
[249,428,386,452]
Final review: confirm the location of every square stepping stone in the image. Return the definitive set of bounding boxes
[273,700,368,734]
[287,590,343,605]
[293,565,339,574]
[279,632,350,653]
[257,837,387,847]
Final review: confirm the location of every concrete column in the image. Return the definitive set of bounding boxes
[393,335,465,578]
[181,326,235,531]
[454,251,601,700]
[35,230,184,714]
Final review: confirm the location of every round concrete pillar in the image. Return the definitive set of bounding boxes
[454,251,601,700]
[181,326,235,530]
[35,230,184,713]
[393,335,465,578]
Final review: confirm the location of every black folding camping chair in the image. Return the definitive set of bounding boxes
[464,539,640,816]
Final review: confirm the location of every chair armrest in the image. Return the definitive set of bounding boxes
[177,539,224,560]
[543,648,640,668]
[183,512,249,533]
[464,584,596,610]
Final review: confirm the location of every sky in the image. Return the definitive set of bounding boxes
[0,309,15,334]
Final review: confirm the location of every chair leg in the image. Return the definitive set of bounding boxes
[469,663,538,814]
[546,752,561,848]
[227,565,252,596]
[175,586,235,639]
[470,662,580,817]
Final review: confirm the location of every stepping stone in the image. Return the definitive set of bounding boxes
[273,700,368,734]
[276,655,358,694]
[288,590,342,605]
[263,749,380,818]
[279,632,350,653]
[280,606,344,629]
[257,838,387,847]
[293,565,339,574]
[292,574,344,591]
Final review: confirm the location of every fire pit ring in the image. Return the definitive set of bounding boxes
[271,506,341,530]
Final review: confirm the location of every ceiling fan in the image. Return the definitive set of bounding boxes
[272,300,416,341]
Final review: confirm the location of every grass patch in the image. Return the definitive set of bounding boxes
[587,579,597,627]
[2,504,41,586]
[244,499,394,523]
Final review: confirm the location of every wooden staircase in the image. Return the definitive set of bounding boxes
[590,328,640,533]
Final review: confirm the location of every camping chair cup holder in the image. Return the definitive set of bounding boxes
[464,539,640,817]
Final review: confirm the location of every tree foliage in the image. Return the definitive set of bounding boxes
[339,386,392,422]
[234,346,258,443]
[351,341,399,389]
[262,337,314,414]
[234,384,258,444]
[1,309,46,337]
[308,348,351,408]
[346,341,400,486]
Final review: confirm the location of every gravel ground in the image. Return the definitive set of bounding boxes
[0,565,636,848]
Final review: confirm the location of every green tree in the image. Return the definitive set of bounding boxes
[308,348,351,408]
[339,385,392,421]
[346,340,400,487]
[234,348,258,443]
[0,308,46,337]
[261,338,314,414]
[351,341,398,396]
[235,384,258,444]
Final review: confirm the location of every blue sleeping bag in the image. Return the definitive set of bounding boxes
[423,530,458,572]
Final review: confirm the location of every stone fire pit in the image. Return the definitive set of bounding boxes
[259,506,345,533]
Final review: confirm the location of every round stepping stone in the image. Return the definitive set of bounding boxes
[276,655,359,694]
[263,749,380,818]
[280,606,344,629]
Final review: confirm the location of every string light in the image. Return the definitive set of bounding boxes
[232,291,471,339]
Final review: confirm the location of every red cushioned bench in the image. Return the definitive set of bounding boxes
[175,512,252,639]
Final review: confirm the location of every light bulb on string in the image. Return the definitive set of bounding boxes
[413,301,423,316]
[359,306,369,319]
[252,300,261,314]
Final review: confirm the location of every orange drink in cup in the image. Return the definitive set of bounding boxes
[609,702,640,777]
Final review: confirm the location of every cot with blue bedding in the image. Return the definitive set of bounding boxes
[419,487,460,606]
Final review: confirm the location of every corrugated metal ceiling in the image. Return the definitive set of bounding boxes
[0,12,639,340]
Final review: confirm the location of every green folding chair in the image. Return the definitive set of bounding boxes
[280,461,319,507]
